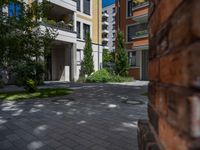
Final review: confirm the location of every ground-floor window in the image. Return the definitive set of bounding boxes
[128,51,136,67]
[77,49,82,65]
[83,24,90,40]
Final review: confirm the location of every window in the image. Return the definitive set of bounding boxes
[83,0,90,15]
[102,17,107,22]
[77,21,81,39]
[112,7,115,13]
[112,33,116,39]
[112,16,115,22]
[77,0,80,11]
[83,24,90,40]
[112,41,115,46]
[102,25,108,30]
[77,49,81,65]
[112,24,116,30]
[128,51,136,67]
[127,0,132,17]
[8,2,21,18]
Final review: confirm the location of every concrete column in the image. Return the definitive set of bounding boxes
[71,43,77,81]
[64,45,70,82]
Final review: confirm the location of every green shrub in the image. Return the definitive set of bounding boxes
[14,62,45,86]
[25,79,37,93]
[111,75,133,82]
[85,69,134,83]
[81,33,94,76]
[77,76,87,83]
[86,69,111,83]
[0,79,5,88]
[115,31,129,77]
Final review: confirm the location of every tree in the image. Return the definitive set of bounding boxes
[115,31,129,76]
[103,49,114,64]
[0,0,57,75]
[80,33,94,76]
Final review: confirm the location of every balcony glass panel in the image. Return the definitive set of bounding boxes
[42,4,75,33]
[127,23,148,41]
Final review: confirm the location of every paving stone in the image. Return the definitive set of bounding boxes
[0,83,148,150]
[57,146,72,150]
[0,140,13,149]
[6,134,21,142]
[44,139,62,148]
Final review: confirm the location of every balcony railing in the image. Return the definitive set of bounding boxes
[41,18,75,33]
[132,30,148,39]
[132,0,149,10]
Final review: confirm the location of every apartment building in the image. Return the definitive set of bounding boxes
[76,0,102,78]
[44,0,102,81]
[4,0,102,82]
[102,3,116,52]
[116,0,149,80]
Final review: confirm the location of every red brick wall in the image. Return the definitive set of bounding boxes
[138,0,200,150]
[128,68,140,80]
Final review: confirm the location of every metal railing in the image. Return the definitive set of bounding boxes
[41,20,75,33]
[133,30,148,39]
[132,0,149,10]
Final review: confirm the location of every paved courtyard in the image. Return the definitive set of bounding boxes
[0,82,148,150]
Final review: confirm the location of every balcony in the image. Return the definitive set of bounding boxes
[103,46,109,49]
[132,1,149,23]
[132,1,149,11]
[40,22,76,43]
[128,22,148,41]
[40,2,77,43]
[47,0,76,11]
[102,37,109,42]
[102,29,109,34]
[132,30,148,40]
[132,14,148,23]
[102,12,109,18]
[32,0,76,11]
[102,21,109,26]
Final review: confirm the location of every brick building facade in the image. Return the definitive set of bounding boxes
[138,0,200,149]
[115,0,149,80]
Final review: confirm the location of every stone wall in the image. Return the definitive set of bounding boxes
[138,0,200,150]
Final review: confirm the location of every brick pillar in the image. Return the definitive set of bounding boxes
[138,0,200,150]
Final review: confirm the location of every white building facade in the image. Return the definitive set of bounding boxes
[102,3,116,52]
[1,0,102,82]
[36,0,102,81]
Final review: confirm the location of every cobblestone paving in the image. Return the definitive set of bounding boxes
[0,83,148,150]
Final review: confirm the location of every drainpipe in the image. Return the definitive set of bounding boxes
[98,0,100,70]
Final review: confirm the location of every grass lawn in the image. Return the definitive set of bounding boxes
[0,88,73,101]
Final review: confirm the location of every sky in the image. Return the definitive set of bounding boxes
[102,0,115,7]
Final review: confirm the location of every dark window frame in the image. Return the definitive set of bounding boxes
[77,21,81,39]
[128,51,137,67]
[76,0,81,11]
[77,49,82,65]
[127,0,132,17]
[8,1,21,18]
[83,0,90,15]
[83,23,90,40]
